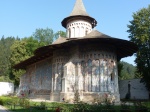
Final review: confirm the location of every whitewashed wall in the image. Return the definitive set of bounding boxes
[0,82,14,96]
[119,79,149,100]
[67,20,92,38]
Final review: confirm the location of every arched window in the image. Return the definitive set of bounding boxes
[52,64,56,91]
[100,60,105,92]
[103,59,108,92]
[87,59,92,92]
[81,61,85,75]
[111,61,115,81]
[92,60,100,92]
[72,27,75,37]
[81,27,84,36]
[77,26,80,37]
[69,28,71,38]
[81,61,85,91]
[85,29,88,35]
[111,73,114,81]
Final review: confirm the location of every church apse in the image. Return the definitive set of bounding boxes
[76,44,119,102]
[59,44,120,102]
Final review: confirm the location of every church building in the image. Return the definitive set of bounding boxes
[15,0,137,102]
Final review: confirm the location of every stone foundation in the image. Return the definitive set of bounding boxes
[29,95,50,100]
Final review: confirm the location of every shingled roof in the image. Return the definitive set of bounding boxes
[84,30,112,38]
[70,0,89,16]
[52,36,68,45]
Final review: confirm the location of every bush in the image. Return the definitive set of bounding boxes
[0,98,4,105]
[0,96,13,105]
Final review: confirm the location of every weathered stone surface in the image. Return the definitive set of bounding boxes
[119,79,149,100]
[19,44,120,102]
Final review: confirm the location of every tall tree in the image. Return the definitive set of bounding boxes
[10,37,42,85]
[118,61,136,80]
[0,36,15,82]
[32,28,54,45]
[118,62,123,79]
[32,28,66,45]
[10,29,66,85]
[127,5,150,92]
[55,31,66,39]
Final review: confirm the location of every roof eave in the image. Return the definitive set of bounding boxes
[61,15,97,28]
[14,37,138,70]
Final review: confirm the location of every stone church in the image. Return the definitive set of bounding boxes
[15,0,137,102]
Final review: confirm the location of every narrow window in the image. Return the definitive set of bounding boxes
[69,28,71,38]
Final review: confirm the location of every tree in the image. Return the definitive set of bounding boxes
[10,37,43,85]
[0,36,15,82]
[54,31,66,39]
[32,28,66,45]
[32,28,54,45]
[9,28,66,85]
[118,62,123,79]
[118,61,136,80]
[127,5,150,92]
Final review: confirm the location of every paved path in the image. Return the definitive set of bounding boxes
[0,105,10,112]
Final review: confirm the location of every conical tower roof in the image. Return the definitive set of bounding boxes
[61,0,97,28]
[70,0,89,16]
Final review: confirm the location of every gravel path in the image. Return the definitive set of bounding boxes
[0,105,11,112]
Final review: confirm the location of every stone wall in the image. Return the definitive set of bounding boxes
[0,82,14,96]
[119,79,149,100]
[60,44,120,102]
[19,58,52,100]
[19,44,120,102]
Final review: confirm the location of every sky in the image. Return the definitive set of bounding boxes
[0,0,149,65]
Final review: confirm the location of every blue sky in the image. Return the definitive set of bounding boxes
[0,0,149,65]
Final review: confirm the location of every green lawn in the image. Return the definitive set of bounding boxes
[0,96,150,112]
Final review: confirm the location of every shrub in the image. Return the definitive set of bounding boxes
[0,96,13,105]
[0,98,4,105]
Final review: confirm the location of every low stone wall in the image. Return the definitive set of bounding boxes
[0,82,14,96]
[119,79,149,100]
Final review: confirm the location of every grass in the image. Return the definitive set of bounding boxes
[0,96,150,112]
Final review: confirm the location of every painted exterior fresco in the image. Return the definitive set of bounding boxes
[53,63,63,92]
[66,62,76,92]
[79,58,117,93]
[19,45,119,101]
[19,58,52,97]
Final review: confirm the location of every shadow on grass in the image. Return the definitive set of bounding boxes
[9,108,56,112]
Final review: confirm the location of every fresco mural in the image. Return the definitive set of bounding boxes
[80,55,116,93]
[33,60,52,95]
[92,60,100,92]
[78,62,83,91]
[87,59,92,92]
[19,58,52,96]
[53,62,63,92]
[19,51,118,101]
[66,62,75,92]
[19,74,29,93]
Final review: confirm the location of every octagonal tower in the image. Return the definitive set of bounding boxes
[62,0,97,38]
